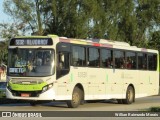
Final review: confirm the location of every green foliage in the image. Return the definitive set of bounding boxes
[148,107,160,112]
[3,0,48,35]
[1,0,160,49]
[1,0,160,64]
[135,0,160,47]
[0,22,21,64]
[44,0,91,38]
[148,31,160,51]
[0,23,20,38]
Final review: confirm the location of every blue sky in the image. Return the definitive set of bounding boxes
[0,0,11,23]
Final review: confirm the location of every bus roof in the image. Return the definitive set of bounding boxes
[10,34,158,53]
[59,37,158,53]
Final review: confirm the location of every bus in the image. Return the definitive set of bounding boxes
[6,35,159,108]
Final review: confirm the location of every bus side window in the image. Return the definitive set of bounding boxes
[101,49,113,68]
[57,52,70,79]
[126,51,136,69]
[88,47,100,67]
[148,54,157,71]
[138,53,147,70]
[114,50,125,69]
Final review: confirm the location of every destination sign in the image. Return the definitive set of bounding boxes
[10,38,53,46]
[9,68,26,73]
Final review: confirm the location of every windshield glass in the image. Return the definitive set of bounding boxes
[8,49,54,77]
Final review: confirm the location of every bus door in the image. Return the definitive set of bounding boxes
[56,43,70,98]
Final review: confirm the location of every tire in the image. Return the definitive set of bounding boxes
[123,86,135,104]
[67,87,82,108]
[117,99,123,104]
[79,89,85,105]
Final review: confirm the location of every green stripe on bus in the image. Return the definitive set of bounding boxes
[8,82,47,91]
[70,73,73,82]
[106,74,108,82]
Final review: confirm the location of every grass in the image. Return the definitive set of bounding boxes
[148,107,160,112]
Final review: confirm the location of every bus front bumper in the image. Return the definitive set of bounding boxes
[6,88,56,101]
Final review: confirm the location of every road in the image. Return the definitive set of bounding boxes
[0,95,160,111]
[0,95,160,120]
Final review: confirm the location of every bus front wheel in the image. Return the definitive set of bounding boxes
[67,87,82,108]
[123,86,135,104]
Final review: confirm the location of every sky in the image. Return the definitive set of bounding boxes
[0,0,11,23]
[0,0,32,37]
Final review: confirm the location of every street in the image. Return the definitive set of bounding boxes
[0,95,160,120]
[0,95,160,111]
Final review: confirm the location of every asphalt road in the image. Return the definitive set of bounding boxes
[0,95,160,111]
[0,95,160,120]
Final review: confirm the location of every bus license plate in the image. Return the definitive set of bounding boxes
[21,93,30,97]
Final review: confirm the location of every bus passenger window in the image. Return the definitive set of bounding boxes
[114,50,125,69]
[148,54,157,71]
[101,49,113,68]
[88,48,100,67]
[126,52,136,69]
[138,53,147,70]
[72,46,86,66]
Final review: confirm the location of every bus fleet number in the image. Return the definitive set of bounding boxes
[78,72,87,78]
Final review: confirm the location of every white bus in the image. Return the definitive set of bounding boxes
[6,35,159,108]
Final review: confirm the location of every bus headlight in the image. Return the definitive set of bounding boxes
[42,83,53,93]
[42,86,48,92]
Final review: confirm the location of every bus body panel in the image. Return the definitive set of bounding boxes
[6,86,56,100]
[6,35,159,106]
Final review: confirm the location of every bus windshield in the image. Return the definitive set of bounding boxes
[8,49,55,77]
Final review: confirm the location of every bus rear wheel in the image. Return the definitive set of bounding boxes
[67,87,82,108]
[123,86,135,104]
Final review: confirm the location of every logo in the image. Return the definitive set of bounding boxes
[2,112,12,117]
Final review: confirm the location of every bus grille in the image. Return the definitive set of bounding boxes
[11,90,42,97]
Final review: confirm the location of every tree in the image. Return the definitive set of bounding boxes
[3,0,48,35]
[148,31,160,51]
[0,22,21,64]
[44,0,92,38]
[135,0,160,47]
[2,0,160,49]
